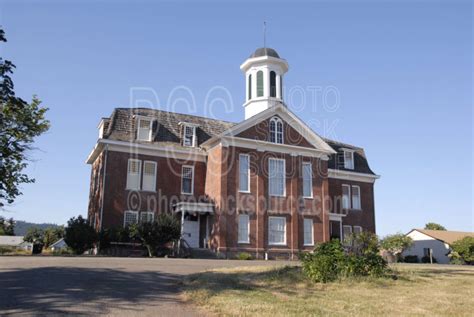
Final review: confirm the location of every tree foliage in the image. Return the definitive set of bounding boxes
[0,27,50,207]
[450,236,474,264]
[24,227,44,244]
[64,216,97,255]
[380,233,413,256]
[0,216,14,235]
[129,213,181,257]
[424,222,447,231]
[43,226,65,248]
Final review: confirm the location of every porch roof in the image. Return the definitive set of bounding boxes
[173,202,214,214]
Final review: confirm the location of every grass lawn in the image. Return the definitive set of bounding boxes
[183,263,474,316]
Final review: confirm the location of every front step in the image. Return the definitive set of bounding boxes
[189,248,219,259]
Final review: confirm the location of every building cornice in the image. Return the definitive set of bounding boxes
[328,168,380,183]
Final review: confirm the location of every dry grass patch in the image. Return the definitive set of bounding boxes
[183,264,474,317]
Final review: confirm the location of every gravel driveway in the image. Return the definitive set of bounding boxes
[0,257,291,316]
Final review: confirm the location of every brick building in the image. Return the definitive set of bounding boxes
[86,47,379,258]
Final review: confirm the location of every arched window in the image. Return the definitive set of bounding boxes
[257,71,264,97]
[270,71,276,97]
[269,117,283,144]
[248,74,252,100]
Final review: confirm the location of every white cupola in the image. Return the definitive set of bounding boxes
[240,47,289,119]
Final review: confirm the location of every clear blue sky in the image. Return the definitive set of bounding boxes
[1,0,472,236]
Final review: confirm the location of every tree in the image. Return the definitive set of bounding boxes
[129,213,181,257]
[43,226,65,248]
[24,227,44,245]
[380,233,413,259]
[0,216,14,235]
[0,27,50,208]
[64,216,97,255]
[424,223,447,231]
[450,236,474,265]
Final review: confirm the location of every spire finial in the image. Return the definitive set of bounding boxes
[263,21,266,48]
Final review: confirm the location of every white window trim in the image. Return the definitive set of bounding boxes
[181,165,194,195]
[140,211,155,223]
[142,161,157,192]
[238,154,251,193]
[303,218,314,246]
[353,226,363,234]
[123,211,139,228]
[137,118,153,141]
[269,117,284,144]
[268,158,286,197]
[351,185,361,210]
[343,150,354,170]
[237,214,250,244]
[342,184,351,209]
[302,162,313,199]
[268,216,287,246]
[182,124,197,147]
[126,159,142,190]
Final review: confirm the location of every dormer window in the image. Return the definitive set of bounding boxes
[269,117,283,144]
[343,150,354,170]
[137,118,152,141]
[181,123,197,147]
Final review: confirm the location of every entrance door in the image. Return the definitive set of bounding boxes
[329,220,341,240]
[183,214,200,248]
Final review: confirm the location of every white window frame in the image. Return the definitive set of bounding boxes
[302,162,313,199]
[268,216,287,246]
[353,226,363,235]
[238,214,250,244]
[142,161,157,192]
[343,225,352,238]
[269,117,283,144]
[181,165,194,195]
[126,159,142,190]
[137,118,153,141]
[303,218,314,246]
[351,185,361,210]
[123,211,139,227]
[268,158,286,197]
[343,150,354,170]
[182,124,197,147]
[140,211,155,223]
[342,184,351,209]
[239,154,251,193]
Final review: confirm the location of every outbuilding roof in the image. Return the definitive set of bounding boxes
[410,229,474,245]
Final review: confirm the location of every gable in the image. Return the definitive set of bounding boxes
[236,115,315,148]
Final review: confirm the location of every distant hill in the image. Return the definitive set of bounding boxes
[13,220,61,236]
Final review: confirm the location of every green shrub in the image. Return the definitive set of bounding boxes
[236,252,252,260]
[64,215,98,255]
[404,255,419,263]
[451,236,474,264]
[301,235,387,283]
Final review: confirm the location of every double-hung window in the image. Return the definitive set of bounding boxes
[181,165,194,195]
[239,154,250,192]
[268,216,286,245]
[342,184,351,209]
[238,214,250,243]
[142,161,157,192]
[353,226,362,235]
[351,185,361,210]
[140,211,154,223]
[126,159,142,190]
[183,125,196,147]
[303,218,314,246]
[137,118,152,141]
[123,211,139,227]
[302,162,313,198]
[344,150,354,169]
[269,117,283,144]
[269,158,285,197]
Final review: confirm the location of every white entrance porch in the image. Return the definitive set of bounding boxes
[174,202,214,249]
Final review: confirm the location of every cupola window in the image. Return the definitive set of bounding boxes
[248,74,252,100]
[269,117,283,144]
[270,71,276,97]
[256,71,264,97]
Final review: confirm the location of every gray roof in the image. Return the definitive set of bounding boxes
[0,235,25,246]
[250,47,280,58]
[101,108,375,175]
